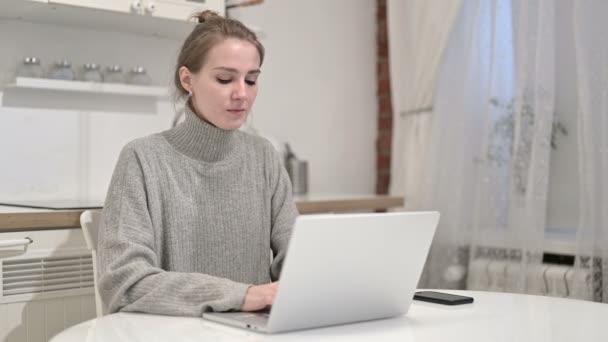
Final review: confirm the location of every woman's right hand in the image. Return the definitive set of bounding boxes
[241,282,279,311]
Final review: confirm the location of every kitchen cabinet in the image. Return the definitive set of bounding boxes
[48,0,135,14]
[0,228,95,342]
[0,0,225,39]
[147,0,225,21]
[48,0,224,19]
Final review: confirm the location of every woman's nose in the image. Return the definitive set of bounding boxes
[231,81,247,99]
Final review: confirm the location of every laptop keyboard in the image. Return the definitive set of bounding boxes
[234,312,270,327]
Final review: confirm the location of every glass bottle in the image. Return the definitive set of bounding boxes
[81,63,103,83]
[127,66,152,85]
[104,65,124,84]
[17,57,44,78]
[48,60,75,81]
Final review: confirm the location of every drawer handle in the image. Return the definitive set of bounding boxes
[0,237,33,249]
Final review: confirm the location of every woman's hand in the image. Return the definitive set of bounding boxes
[241,282,279,311]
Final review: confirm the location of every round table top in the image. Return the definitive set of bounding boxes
[51,290,608,342]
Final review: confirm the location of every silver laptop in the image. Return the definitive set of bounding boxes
[203,211,439,333]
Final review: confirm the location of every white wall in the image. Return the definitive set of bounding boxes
[231,0,377,194]
[0,0,376,202]
[0,19,178,202]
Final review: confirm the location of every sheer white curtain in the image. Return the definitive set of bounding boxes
[418,0,556,291]
[386,0,463,209]
[573,0,608,303]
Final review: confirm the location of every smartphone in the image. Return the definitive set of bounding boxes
[413,291,474,305]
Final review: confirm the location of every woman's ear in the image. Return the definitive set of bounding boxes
[179,66,193,93]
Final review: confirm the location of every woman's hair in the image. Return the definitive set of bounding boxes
[174,10,265,97]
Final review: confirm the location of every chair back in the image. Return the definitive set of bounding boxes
[80,210,104,317]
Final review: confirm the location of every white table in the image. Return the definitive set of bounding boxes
[51,290,608,342]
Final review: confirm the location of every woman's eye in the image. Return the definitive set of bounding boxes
[245,80,257,86]
[216,78,231,84]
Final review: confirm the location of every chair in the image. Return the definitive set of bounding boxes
[80,210,105,317]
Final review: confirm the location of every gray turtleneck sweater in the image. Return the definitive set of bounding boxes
[97,106,298,316]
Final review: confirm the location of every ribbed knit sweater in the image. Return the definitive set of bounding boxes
[97,106,298,316]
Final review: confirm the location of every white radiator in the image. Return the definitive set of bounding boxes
[467,257,594,300]
[0,229,96,342]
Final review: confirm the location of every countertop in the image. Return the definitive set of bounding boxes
[0,194,404,232]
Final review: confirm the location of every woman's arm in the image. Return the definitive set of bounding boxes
[97,144,250,316]
[266,143,299,280]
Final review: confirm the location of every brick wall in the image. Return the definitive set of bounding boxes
[376,0,393,195]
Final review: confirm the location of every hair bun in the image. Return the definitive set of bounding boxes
[193,10,220,24]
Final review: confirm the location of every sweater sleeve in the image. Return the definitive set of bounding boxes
[267,145,299,281]
[97,144,250,316]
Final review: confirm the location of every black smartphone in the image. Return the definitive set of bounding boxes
[413,291,474,305]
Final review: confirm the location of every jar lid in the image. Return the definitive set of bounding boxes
[131,66,147,74]
[106,65,122,72]
[83,63,100,70]
[23,57,41,65]
[55,59,72,67]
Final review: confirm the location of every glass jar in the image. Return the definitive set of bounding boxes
[48,60,75,81]
[17,57,44,78]
[80,63,103,82]
[104,65,124,84]
[127,66,152,85]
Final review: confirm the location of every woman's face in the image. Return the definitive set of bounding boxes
[180,38,261,130]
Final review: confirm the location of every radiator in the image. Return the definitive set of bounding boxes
[0,229,96,342]
[467,257,594,300]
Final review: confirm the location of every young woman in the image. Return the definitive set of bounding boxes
[98,11,297,316]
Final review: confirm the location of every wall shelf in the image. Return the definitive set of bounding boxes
[1,77,169,113]
[6,77,169,98]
